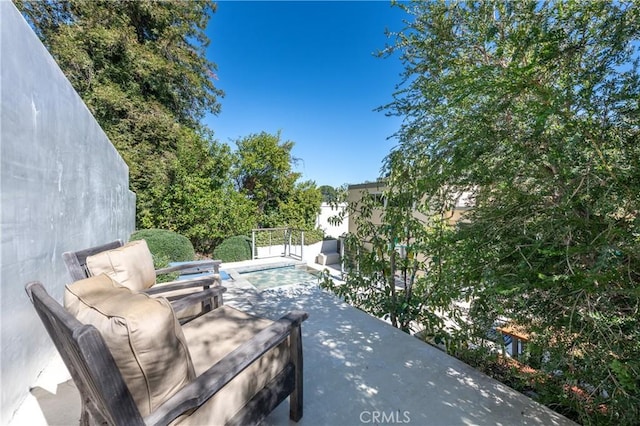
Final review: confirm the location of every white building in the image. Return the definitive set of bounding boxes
[315,202,348,238]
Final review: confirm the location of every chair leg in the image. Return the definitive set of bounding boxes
[289,325,304,422]
[79,405,90,426]
[80,399,109,426]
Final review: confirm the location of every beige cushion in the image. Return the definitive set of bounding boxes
[64,274,195,416]
[177,305,290,425]
[151,283,206,321]
[86,240,156,291]
[85,240,202,320]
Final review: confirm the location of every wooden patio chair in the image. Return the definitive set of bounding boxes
[26,279,308,425]
[62,240,224,321]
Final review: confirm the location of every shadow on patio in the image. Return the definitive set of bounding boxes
[231,283,574,425]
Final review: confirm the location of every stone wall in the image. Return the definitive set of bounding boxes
[0,3,136,422]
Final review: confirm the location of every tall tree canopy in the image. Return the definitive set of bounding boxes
[232,131,321,229]
[17,0,224,228]
[387,1,639,423]
[318,185,338,203]
[17,0,222,125]
[332,1,639,423]
[150,131,257,253]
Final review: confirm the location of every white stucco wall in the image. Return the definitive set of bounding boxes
[316,202,348,238]
[0,3,136,422]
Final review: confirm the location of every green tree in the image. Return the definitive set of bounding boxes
[373,1,639,423]
[149,128,257,253]
[17,0,224,229]
[279,180,322,230]
[233,131,320,228]
[318,185,338,203]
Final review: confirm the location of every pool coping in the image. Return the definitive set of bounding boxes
[224,260,315,291]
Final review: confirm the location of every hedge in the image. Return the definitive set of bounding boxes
[130,229,195,262]
[213,235,252,262]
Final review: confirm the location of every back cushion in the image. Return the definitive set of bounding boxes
[86,240,156,291]
[64,274,195,416]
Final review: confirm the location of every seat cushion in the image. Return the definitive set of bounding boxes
[152,281,210,321]
[177,305,290,425]
[86,240,156,291]
[64,274,195,416]
[85,240,203,320]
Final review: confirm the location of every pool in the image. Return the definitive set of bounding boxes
[240,265,319,290]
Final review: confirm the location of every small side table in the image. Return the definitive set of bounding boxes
[496,323,530,360]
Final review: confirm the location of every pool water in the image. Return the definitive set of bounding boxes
[241,266,319,290]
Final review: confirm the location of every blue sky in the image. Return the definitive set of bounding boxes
[203,1,408,188]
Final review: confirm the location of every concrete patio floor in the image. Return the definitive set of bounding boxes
[18,270,576,426]
[233,283,575,426]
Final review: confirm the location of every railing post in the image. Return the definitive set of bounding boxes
[252,230,256,260]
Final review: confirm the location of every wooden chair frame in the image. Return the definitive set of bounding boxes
[62,240,224,319]
[26,281,308,425]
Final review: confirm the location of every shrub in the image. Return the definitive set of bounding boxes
[285,228,325,245]
[253,228,326,247]
[130,229,195,262]
[300,228,325,245]
[213,235,252,262]
[150,253,179,283]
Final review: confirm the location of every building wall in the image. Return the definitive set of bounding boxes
[347,181,387,238]
[0,3,136,422]
[347,181,472,235]
[346,181,472,260]
[315,202,348,238]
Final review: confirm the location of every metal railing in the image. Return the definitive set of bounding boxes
[251,227,305,260]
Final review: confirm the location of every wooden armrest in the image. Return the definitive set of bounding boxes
[145,311,309,425]
[155,260,222,276]
[169,287,226,313]
[173,259,222,276]
[143,276,219,296]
